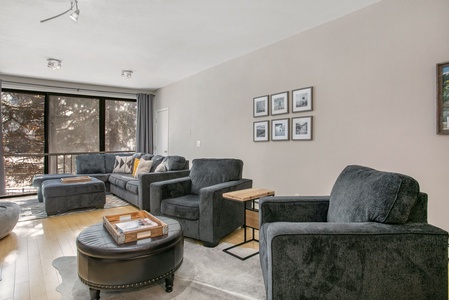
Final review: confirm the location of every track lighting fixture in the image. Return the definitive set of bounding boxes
[40,0,80,23]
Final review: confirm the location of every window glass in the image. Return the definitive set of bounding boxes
[48,95,100,153]
[1,92,45,194]
[105,100,137,151]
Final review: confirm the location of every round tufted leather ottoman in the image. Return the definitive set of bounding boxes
[76,216,183,300]
[0,201,20,240]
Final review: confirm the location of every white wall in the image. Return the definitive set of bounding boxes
[154,0,449,231]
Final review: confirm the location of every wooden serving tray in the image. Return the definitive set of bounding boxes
[60,176,92,183]
[103,211,168,244]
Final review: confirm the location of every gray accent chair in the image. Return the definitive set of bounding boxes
[150,158,253,247]
[259,165,448,300]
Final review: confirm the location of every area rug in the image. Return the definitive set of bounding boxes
[14,193,129,222]
[53,238,265,300]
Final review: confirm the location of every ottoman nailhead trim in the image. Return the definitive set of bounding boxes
[78,259,183,290]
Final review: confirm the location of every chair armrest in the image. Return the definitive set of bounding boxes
[138,169,190,210]
[259,196,330,226]
[261,222,448,299]
[198,178,253,243]
[149,177,192,215]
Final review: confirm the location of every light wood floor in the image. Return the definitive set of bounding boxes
[0,204,257,300]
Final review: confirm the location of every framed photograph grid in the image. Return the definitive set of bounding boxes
[252,87,314,142]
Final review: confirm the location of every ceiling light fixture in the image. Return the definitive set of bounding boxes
[40,0,80,23]
[47,58,62,70]
[121,70,133,79]
[69,1,80,21]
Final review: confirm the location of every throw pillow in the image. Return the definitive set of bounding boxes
[132,158,140,177]
[112,155,133,173]
[155,162,166,172]
[134,160,153,178]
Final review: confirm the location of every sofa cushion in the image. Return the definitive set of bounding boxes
[113,155,133,173]
[126,180,139,195]
[165,156,187,171]
[76,154,105,174]
[161,194,200,220]
[190,159,243,195]
[150,155,165,172]
[108,173,135,189]
[327,165,419,224]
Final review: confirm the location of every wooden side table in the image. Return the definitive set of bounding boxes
[222,188,275,260]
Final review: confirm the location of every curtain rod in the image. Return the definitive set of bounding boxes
[1,80,155,97]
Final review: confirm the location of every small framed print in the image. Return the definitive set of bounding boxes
[271,91,289,115]
[292,87,313,112]
[437,62,449,134]
[253,95,269,117]
[292,116,313,141]
[272,118,289,141]
[254,120,269,142]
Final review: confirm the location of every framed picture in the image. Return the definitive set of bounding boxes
[272,118,289,141]
[271,92,289,115]
[292,87,313,112]
[253,95,269,117]
[253,120,269,142]
[437,62,449,134]
[292,116,313,140]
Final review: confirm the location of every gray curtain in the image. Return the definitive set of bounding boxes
[0,80,6,195]
[136,93,154,153]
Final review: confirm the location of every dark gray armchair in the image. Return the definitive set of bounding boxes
[259,165,448,300]
[150,158,252,247]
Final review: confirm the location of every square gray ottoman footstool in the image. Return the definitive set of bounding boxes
[42,178,106,216]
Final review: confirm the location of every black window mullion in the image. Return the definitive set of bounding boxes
[99,98,105,152]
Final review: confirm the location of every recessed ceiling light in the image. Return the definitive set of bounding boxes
[47,58,61,70]
[121,70,133,79]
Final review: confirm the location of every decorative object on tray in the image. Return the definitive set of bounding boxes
[253,95,269,117]
[292,86,313,112]
[271,91,289,115]
[437,61,449,134]
[60,176,92,183]
[292,116,313,140]
[272,118,289,141]
[253,120,269,142]
[103,211,168,244]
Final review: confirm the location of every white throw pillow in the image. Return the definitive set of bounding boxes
[134,160,153,178]
[112,155,134,173]
[155,162,166,172]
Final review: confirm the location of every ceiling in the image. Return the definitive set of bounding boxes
[0,0,380,91]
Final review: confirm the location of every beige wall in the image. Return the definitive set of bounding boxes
[154,0,449,231]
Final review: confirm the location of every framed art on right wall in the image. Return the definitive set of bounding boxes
[437,62,449,134]
[292,116,313,140]
[292,87,313,112]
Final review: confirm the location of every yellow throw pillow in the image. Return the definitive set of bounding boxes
[132,158,140,177]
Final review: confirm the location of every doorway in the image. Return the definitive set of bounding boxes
[155,108,169,155]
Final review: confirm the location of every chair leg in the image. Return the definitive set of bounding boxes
[165,274,174,292]
[202,241,219,247]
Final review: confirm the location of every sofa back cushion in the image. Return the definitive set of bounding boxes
[190,159,243,194]
[327,165,419,224]
[76,154,105,174]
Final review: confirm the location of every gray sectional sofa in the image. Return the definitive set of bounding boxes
[75,153,190,210]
